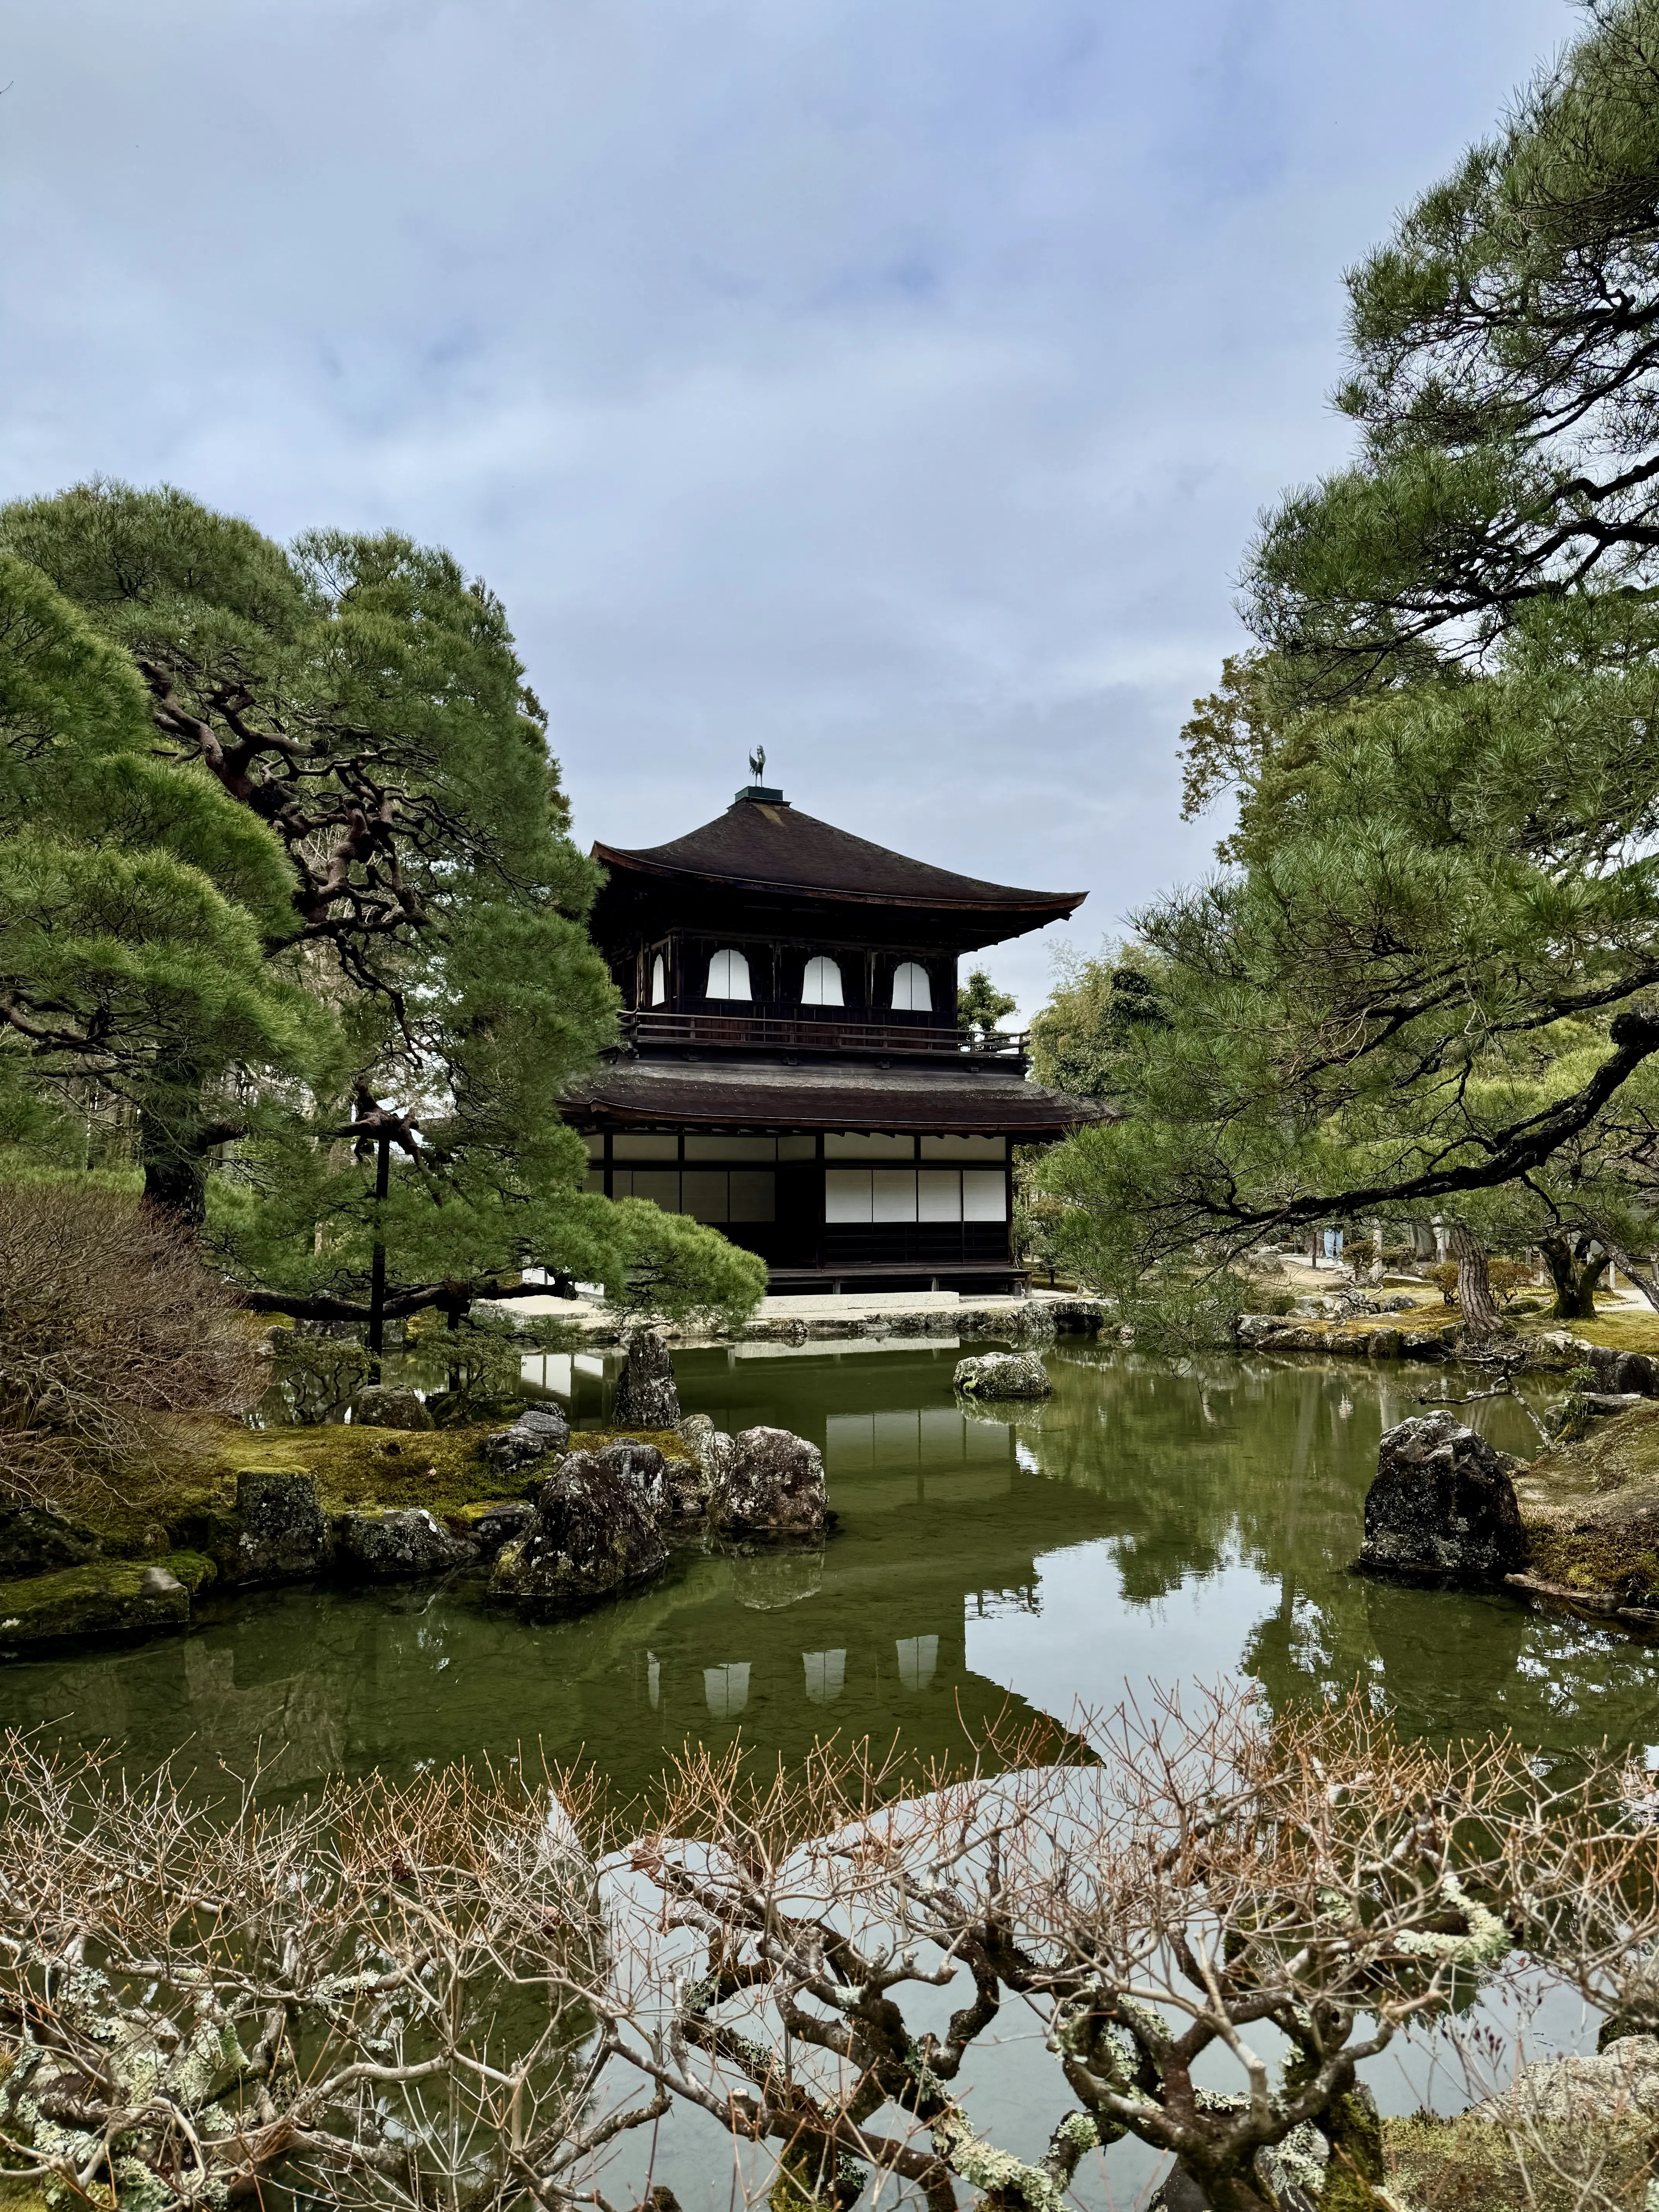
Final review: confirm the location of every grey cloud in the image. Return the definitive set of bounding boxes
[0,0,1568,1016]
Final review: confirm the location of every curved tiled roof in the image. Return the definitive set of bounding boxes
[592,797,1083,919]
[562,1054,1111,1137]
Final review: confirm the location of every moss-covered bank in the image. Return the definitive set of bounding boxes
[1514,1399,1659,1612]
[0,1420,693,1651]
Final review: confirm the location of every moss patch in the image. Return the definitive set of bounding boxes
[220,1420,687,1516]
[1383,2110,1656,2209]
[1518,1309,1659,1356]
[1514,1400,1659,1605]
[6,1419,696,1584]
[0,1551,214,1647]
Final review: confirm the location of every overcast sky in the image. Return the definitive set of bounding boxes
[2,0,1569,1014]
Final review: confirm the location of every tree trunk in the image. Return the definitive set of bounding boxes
[367,1129,391,1383]
[1450,1223,1501,1340]
[1537,1231,1611,1321]
[1369,1219,1384,1285]
[138,1047,213,1225]
[1594,1233,1659,1313]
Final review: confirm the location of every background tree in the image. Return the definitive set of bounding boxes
[1029,943,1161,1099]
[956,966,1016,1048]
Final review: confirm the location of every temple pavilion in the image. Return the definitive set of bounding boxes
[563,773,1101,1293]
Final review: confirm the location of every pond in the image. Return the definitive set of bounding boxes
[6,1339,1655,1795]
[4,1339,1653,2205]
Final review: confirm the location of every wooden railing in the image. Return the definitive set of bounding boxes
[619,1010,1030,1061]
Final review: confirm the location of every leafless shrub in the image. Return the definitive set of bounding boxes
[0,1180,261,1508]
[0,1739,641,2210]
[0,1694,1656,2211]
[596,1690,1659,2212]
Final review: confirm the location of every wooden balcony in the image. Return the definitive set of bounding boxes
[619,1008,1030,1063]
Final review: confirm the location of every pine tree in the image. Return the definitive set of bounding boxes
[0,483,764,1329]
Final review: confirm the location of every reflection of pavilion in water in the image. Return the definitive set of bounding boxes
[10,1362,1068,1797]
[629,1386,1038,1744]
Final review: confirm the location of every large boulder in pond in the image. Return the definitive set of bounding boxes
[489,1444,669,1606]
[953,1351,1052,1400]
[0,1504,99,1577]
[711,1427,826,1541]
[339,1508,478,1580]
[666,1415,730,1522]
[1352,1412,1528,1586]
[482,1402,570,1475]
[233,1470,331,1583]
[349,1383,434,1431]
[613,1328,681,1428]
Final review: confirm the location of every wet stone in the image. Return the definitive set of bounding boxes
[348,1384,434,1431]
[1352,1412,1528,1587]
[338,1508,478,1580]
[490,1444,670,1606]
[712,1427,826,1541]
[464,1499,537,1556]
[0,1504,99,1578]
[482,1402,571,1474]
[953,1351,1053,1400]
[613,1328,682,1428]
[234,1470,331,1584]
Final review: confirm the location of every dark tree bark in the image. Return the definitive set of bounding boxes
[1450,1223,1502,1340]
[1537,1230,1611,1321]
[137,1049,243,1227]
[1591,1231,1659,1314]
[242,1273,575,1325]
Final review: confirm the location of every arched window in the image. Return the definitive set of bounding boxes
[891,961,932,1012]
[706,947,752,1001]
[801,955,843,1007]
[650,953,667,1006]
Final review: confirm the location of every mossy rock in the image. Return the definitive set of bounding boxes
[0,1551,215,1649]
[1515,1399,1659,1606]
[1383,2109,1657,2209]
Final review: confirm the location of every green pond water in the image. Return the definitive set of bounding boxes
[3,1340,1655,1791]
[1,1341,1650,2202]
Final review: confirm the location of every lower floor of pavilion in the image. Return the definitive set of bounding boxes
[562,1051,1105,1294]
[584,1126,1021,1291]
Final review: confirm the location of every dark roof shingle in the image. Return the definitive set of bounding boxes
[563,1054,1110,1137]
[593,797,1083,919]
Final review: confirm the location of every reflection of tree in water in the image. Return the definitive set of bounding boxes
[1032,1349,1659,1759]
[1025,1352,1397,1603]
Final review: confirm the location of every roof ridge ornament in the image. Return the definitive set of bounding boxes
[737,744,786,804]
